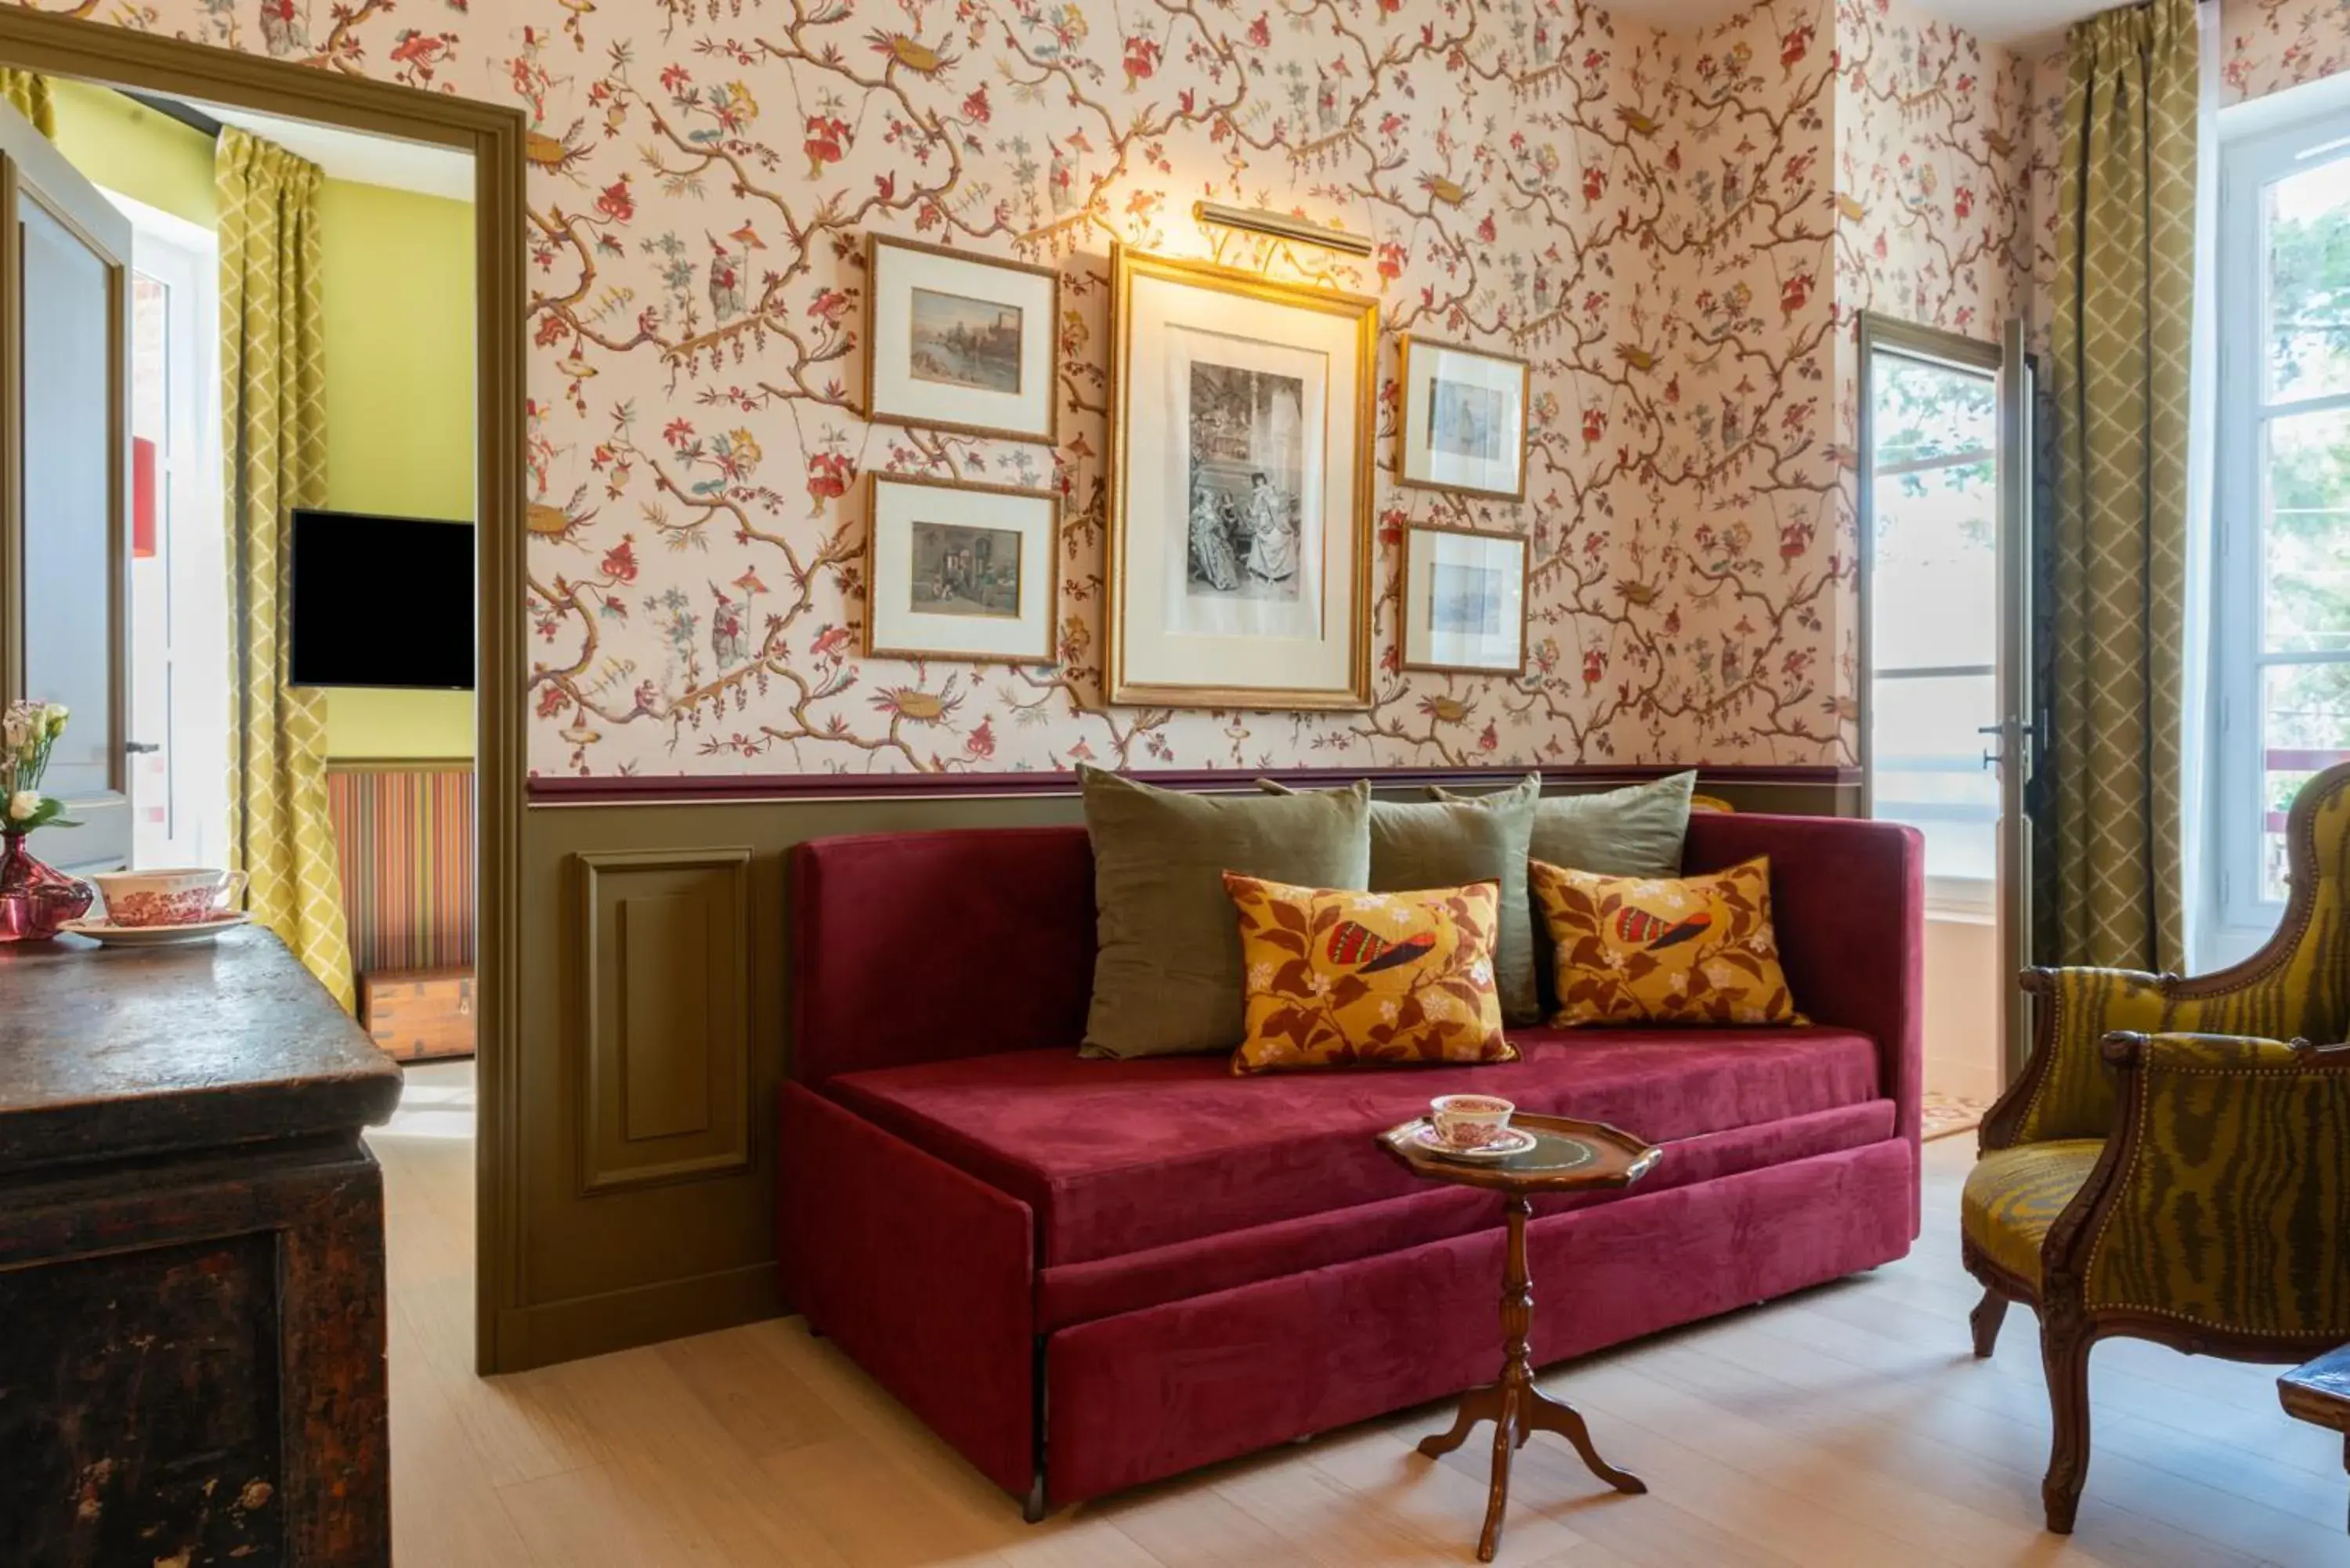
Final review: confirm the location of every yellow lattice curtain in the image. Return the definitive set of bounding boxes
[0,70,55,139]
[2046,0,2199,973]
[219,128,354,1010]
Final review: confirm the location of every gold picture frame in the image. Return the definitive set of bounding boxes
[862,471,1061,667]
[861,233,1061,445]
[1105,246,1378,710]
[1395,334,1531,502]
[1398,521,1530,675]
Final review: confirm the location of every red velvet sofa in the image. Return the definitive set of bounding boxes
[779,810,1924,1517]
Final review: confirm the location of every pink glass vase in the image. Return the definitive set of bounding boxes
[0,831,93,941]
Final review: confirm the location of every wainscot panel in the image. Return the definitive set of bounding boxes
[504,767,1851,1367]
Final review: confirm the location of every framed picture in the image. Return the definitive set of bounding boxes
[864,471,1060,665]
[1395,336,1530,500]
[1105,246,1377,710]
[1400,522,1528,674]
[863,234,1061,443]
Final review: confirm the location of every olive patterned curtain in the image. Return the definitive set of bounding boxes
[2045,0,2200,974]
[219,128,354,1010]
[0,70,55,139]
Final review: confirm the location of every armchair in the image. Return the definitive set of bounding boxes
[1960,760,2350,1533]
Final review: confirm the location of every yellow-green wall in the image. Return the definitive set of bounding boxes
[50,82,476,761]
[315,179,475,760]
[50,80,214,226]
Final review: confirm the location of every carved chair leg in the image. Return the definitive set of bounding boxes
[2041,1321,2093,1534]
[1969,1287,2009,1359]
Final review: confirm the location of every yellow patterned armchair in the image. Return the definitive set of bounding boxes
[1961,761,2350,1534]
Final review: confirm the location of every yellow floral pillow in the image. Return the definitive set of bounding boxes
[1223,874,1515,1075]
[1529,855,1803,1027]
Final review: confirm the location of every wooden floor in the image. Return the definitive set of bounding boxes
[371,1071,2350,1567]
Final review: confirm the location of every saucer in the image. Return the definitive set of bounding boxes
[1408,1122,1538,1162]
[63,912,250,948]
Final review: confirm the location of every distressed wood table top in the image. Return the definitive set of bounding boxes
[0,927,400,1176]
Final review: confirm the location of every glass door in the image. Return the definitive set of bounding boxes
[0,96,132,875]
[1859,314,2032,1089]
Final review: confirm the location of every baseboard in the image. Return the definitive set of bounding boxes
[490,1262,779,1372]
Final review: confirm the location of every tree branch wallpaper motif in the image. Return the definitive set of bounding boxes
[20,0,2337,782]
[497,0,1851,779]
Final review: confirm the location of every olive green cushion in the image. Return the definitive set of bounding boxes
[1434,771,1696,1013]
[1435,771,1697,876]
[1260,775,1541,1024]
[1079,765,1372,1059]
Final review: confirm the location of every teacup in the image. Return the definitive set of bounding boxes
[92,867,248,928]
[1430,1093,1516,1150]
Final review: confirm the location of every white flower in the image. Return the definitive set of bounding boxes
[1467,958,1493,987]
[1249,962,1274,990]
[42,704,67,739]
[7,790,39,822]
[1379,999,1401,1022]
[1306,971,1333,998]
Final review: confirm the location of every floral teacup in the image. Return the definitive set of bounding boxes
[92,868,248,928]
[1430,1093,1516,1150]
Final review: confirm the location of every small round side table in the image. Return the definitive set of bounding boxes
[1379,1112,1663,1563]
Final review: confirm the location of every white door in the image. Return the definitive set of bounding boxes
[118,197,225,869]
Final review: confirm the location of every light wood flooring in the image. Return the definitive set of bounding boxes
[371,1069,2350,1567]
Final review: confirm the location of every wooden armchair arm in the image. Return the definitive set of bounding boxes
[2044,1031,2350,1344]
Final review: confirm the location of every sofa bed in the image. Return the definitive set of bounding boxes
[779,807,1924,1516]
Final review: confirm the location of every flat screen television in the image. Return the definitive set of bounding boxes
[288,508,475,691]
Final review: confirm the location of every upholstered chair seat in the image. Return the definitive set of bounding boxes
[1963,761,2350,1534]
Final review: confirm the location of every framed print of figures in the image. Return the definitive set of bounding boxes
[1400,523,1528,674]
[1396,336,1530,500]
[865,471,1060,665]
[863,234,1061,443]
[1106,247,1377,710]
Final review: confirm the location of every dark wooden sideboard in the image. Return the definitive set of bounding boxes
[0,928,403,1566]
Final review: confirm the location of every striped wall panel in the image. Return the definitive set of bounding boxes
[326,764,477,974]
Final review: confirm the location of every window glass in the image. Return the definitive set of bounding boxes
[1867,348,2001,891]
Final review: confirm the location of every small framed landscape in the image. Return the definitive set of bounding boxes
[1396,335,1530,501]
[863,234,1061,443]
[1400,522,1528,674]
[865,472,1060,666]
[1106,246,1377,710]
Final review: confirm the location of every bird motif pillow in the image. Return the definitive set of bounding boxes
[1528,855,1803,1028]
[1223,874,1514,1075]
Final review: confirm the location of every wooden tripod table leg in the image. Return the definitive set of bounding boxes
[1418,1194,1644,1563]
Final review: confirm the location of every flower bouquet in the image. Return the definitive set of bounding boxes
[1,700,94,941]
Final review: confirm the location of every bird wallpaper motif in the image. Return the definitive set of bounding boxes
[14,0,2337,783]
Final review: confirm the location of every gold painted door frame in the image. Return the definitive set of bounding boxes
[0,7,529,1373]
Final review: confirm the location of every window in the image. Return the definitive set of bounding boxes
[2211,107,2350,959]
[1864,339,2003,915]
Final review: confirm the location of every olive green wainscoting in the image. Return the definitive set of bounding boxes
[500,768,1851,1371]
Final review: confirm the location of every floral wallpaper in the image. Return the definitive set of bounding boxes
[2221,0,2350,103]
[52,0,2331,782]
[487,0,1854,779]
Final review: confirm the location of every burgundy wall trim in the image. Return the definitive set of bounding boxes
[527,762,1861,807]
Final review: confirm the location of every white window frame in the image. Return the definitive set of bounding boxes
[1857,320,2007,922]
[109,190,227,871]
[2207,103,2350,966]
